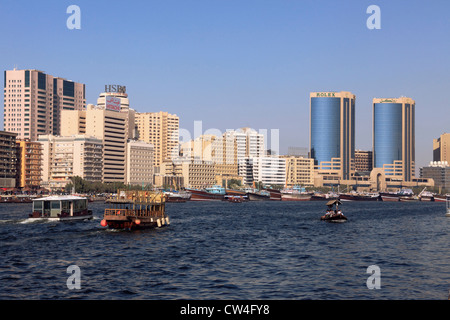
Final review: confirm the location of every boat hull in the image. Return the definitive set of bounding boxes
[339,194,379,201]
[263,189,282,201]
[186,189,224,201]
[29,210,93,222]
[102,216,170,230]
[433,195,448,202]
[380,195,399,202]
[320,214,347,222]
[281,194,312,201]
[247,193,270,201]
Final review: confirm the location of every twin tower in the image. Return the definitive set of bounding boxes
[310,91,415,182]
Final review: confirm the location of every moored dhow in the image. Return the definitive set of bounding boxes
[186,185,226,201]
[101,190,169,230]
[29,195,93,221]
[281,186,312,201]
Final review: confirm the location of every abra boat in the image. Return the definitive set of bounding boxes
[101,190,169,230]
[186,185,226,201]
[321,199,347,222]
[29,195,93,221]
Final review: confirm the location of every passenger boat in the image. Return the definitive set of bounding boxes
[101,190,168,230]
[185,185,226,201]
[321,199,347,222]
[29,195,93,221]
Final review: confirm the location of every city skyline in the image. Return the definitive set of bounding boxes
[1,1,450,171]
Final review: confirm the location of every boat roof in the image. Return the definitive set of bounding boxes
[32,195,87,201]
[326,199,342,206]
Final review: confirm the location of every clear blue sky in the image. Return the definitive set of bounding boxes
[1,0,449,170]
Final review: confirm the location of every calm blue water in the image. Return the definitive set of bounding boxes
[0,201,449,300]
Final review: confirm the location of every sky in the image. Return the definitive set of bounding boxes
[1,0,449,170]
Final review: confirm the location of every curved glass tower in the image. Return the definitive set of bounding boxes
[373,97,415,181]
[310,91,355,180]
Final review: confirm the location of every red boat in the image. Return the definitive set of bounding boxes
[185,186,225,201]
[434,194,449,202]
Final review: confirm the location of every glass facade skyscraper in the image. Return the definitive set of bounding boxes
[310,91,355,180]
[373,97,415,181]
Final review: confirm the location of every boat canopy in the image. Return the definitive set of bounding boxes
[326,199,342,206]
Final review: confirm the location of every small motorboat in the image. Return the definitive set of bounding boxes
[446,197,450,217]
[321,199,347,222]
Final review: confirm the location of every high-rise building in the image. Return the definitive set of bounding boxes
[310,91,355,180]
[39,135,103,190]
[420,161,450,191]
[355,150,373,173]
[126,140,154,186]
[16,139,42,189]
[3,69,85,140]
[433,133,450,163]
[281,155,315,187]
[373,97,415,181]
[61,103,134,183]
[135,111,179,168]
[238,156,286,186]
[0,131,17,188]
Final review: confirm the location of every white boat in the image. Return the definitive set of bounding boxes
[29,195,93,221]
[446,197,450,217]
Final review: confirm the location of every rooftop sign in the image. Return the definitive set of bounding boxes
[105,85,126,94]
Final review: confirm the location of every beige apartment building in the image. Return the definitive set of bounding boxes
[39,135,103,190]
[16,139,42,189]
[282,155,315,187]
[61,103,135,183]
[3,69,85,140]
[433,133,450,163]
[0,131,18,188]
[126,140,154,186]
[135,111,179,168]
